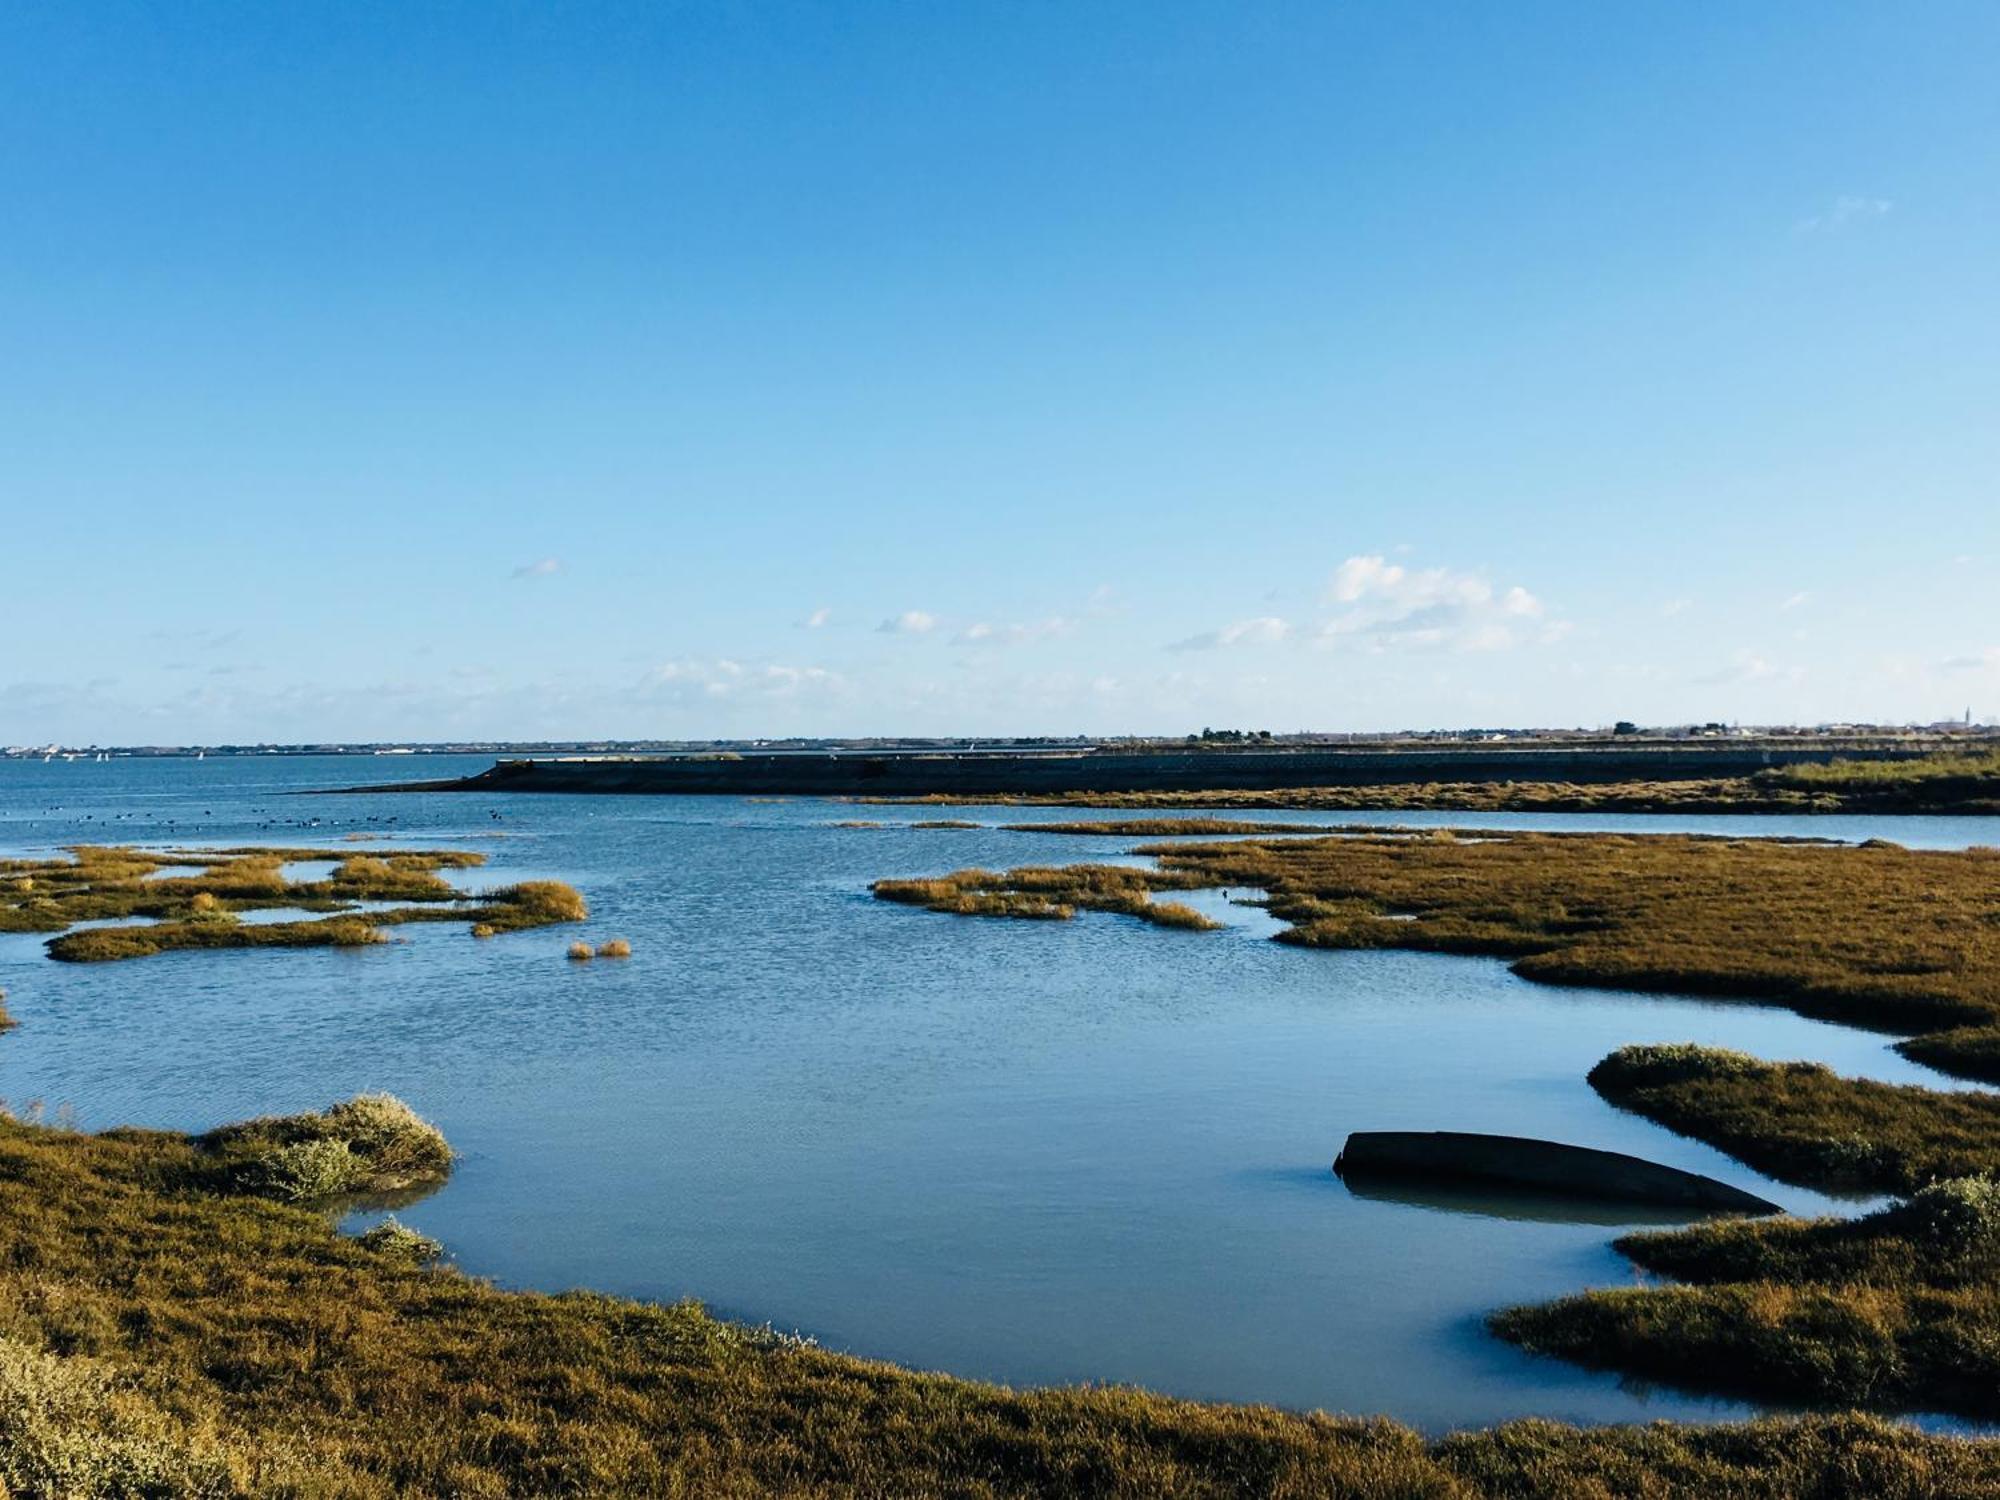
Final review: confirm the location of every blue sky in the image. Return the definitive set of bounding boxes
[4,2,1996,743]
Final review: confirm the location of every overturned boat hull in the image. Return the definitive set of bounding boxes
[1333,1130,1782,1215]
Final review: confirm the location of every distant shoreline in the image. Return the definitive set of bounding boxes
[359,742,2000,813]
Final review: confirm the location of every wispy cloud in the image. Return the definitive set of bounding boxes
[641,658,843,701]
[1780,591,1811,612]
[800,606,832,629]
[1941,647,2000,674]
[1661,598,1693,618]
[1796,195,1891,233]
[511,557,563,580]
[955,616,1075,647]
[1695,649,1805,687]
[1319,555,1552,652]
[1167,616,1292,653]
[877,609,937,636]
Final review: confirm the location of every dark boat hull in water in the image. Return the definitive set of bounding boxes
[1333,1130,1782,1214]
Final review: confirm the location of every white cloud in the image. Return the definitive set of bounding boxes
[1780,591,1811,612]
[877,610,938,636]
[1167,616,1292,653]
[954,616,1075,647]
[1320,555,1552,652]
[1695,649,1806,687]
[1797,196,1891,233]
[511,557,562,580]
[1942,647,2000,674]
[642,658,842,701]
[1661,598,1693,618]
[801,606,832,629]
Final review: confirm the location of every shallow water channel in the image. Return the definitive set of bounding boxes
[1,755,1994,1431]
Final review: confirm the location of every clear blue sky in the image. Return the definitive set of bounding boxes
[5,2,1996,743]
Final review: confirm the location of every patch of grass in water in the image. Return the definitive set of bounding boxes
[871,865,1222,929]
[4,846,590,961]
[193,1093,453,1203]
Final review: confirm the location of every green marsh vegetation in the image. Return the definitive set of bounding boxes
[882,830,2000,1076]
[1004,817,1356,836]
[873,864,1224,930]
[1587,1044,2000,1195]
[875,828,2000,1418]
[868,746,2000,816]
[1766,746,2000,794]
[3,1107,2000,1496]
[191,1092,454,1203]
[1491,1177,2000,1416]
[1499,1046,2000,1417]
[0,846,588,961]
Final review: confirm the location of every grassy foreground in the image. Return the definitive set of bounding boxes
[0,845,587,961]
[5,1110,2000,1498]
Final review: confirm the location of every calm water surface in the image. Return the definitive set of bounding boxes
[2,756,1994,1432]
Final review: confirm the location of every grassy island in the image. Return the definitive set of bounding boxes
[874,826,2000,1422]
[0,845,588,961]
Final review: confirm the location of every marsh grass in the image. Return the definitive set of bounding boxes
[1492,1180,2000,1416]
[194,1093,453,1202]
[1496,1059,2000,1418]
[872,865,1222,930]
[596,938,632,958]
[1767,747,2000,791]
[868,779,1831,813]
[1587,1044,2000,1195]
[865,747,2000,816]
[876,829,2000,1417]
[879,830,2000,1075]
[0,846,589,961]
[1005,818,1354,836]
[2,1110,1999,1495]
[354,1216,444,1265]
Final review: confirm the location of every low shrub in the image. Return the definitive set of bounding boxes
[355,1217,444,1264]
[197,1093,452,1202]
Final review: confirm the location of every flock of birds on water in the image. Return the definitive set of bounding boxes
[25,808,511,831]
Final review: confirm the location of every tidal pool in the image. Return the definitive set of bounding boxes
[0,755,1992,1431]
